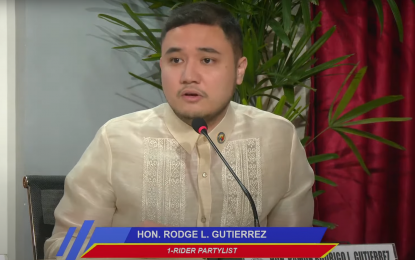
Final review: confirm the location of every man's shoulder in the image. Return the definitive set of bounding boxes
[102,103,167,131]
[231,101,295,130]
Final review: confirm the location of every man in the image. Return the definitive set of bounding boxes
[45,2,314,259]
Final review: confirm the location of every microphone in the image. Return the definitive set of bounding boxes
[191,117,260,227]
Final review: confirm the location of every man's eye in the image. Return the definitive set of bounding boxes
[203,58,213,64]
[171,58,182,63]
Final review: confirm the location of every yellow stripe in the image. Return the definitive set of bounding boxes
[320,244,339,258]
[81,244,97,257]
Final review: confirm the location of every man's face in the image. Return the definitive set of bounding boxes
[160,24,247,124]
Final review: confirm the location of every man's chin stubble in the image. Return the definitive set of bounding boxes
[172,103,230,128]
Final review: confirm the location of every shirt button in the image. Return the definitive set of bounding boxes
[201,216,206,223]
[202,172,207,178]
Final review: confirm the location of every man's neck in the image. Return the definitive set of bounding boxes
[176,104,230,133]
[203,103,230,133]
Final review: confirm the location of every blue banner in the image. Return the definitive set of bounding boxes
[57,221,330,260]
[124,227,326,243]
[84,226,326,251]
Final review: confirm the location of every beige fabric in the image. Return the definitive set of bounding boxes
[44,102,315,259]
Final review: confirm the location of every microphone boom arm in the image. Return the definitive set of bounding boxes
[200,130,260,227]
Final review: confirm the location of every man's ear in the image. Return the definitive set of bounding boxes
[236,57,248,85]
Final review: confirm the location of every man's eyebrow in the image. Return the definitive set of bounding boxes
[198,47,221,54]
[164,47,221,55]
[165,47,182,55]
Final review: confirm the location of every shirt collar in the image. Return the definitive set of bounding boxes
[164,102,236,154]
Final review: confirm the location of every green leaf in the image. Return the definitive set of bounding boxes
[341,117,411,126]
[308,153,339,164]
[253,86,285,95]
[238,82,250,103]
[149,2,163,9]
[267,72,316,91]
[258,43,270,51]
[339,0,348,13]
[142,57,161,61]
[282,0,292,33]
[142,0,162,3]
[372,0,385,34]
[283,86,295,104]
[250,27,260,74]
[288,4,304,46]
[98,14,129,28]
[241,97,249,105]
[315,175,338,187]
[334,127,405,150]
[242,28,259,87]
[98,14,153,49]
[288,105,308,121]
[287,105,302,120]
[313,219,337,229]
[331,66,367,122]
[313,190,325,198]
[328,64,359,124]
[273,33,279,57]
[254,94,306,121]
[268,19,292,48]
[170,2,183,10]
[290,12,322,64]
[296,58,318,73]
[129,72,162,90]
[122,3,161,52]
[254,93,282,101]
[301,136,310,146]
[292,26,336,71]
[284,96,301,119]
[273,95,287,116]
[142,53,161,61]
[299,54,353,80]
[334,95,404,125]
[113,45,155,52]
[256,77,271,88]
[386,0,404,42]
[256,96,263,109]
[335,130,370,175]
[257,52,285,73]
[300,0,311,31]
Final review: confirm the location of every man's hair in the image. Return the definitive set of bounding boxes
[161,2,243,60]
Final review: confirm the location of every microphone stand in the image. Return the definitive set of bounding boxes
[200,130,260,228]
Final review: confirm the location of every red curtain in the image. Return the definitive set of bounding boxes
[308,0,415,259]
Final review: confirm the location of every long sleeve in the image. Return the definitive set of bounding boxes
[267,126,315,227]
[44,125,116,259]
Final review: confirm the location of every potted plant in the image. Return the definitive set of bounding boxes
[97,0,411,228]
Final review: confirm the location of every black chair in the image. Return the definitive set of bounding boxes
[23,175,66,260]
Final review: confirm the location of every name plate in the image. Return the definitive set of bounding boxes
[244,243,398,260]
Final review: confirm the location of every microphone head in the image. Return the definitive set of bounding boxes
[191,118,208,134]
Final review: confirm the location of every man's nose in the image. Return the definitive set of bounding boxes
[180,60,201,84]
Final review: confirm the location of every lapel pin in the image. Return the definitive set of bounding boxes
[217,132,226,144]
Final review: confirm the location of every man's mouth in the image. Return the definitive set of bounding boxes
[181,90,203,102]
[181,89,202,97]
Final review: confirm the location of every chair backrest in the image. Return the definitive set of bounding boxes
[23,175,66,260]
